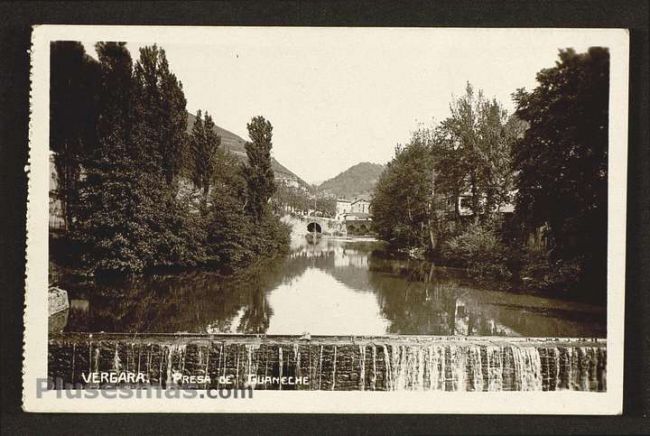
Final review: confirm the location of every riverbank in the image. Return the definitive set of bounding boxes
[279,211,605,305]
[355,238,606,306]
[51,236,605,337]
[49,216,290,289]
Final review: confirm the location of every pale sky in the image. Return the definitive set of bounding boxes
[81,28,612,184]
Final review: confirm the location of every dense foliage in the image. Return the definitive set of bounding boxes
[372,139,436,249]
[50,41,100,231]
[189,110,221,207]
[271,184,335,217]
[435,83,524,218]
[50,42,289,278]
[442,222,511,278]
[243,116,277,220]
[512,47,609,295]
[372,48,610,297]
[372,84,519,256]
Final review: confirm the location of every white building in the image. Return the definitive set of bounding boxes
[456,190,516,217]
[335,199,351,221]
[350,198,371,214]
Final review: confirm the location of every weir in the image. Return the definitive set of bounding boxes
[48,333,606,392]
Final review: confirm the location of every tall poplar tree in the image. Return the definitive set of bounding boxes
[133,45,187,184]
[190,110,221,206]
[243,116,276,220]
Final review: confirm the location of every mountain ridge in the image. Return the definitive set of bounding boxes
[317,161,385,199]
[186,112,310,188]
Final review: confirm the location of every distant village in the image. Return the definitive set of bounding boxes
[334,196,371,221]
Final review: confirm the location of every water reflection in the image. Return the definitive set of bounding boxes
[58,238,606,337]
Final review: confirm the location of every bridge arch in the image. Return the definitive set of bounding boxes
[307,222,322,233]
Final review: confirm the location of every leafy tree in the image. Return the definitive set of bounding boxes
[372,83,520,256]
[371,137,436,249]
[443,222,510,278]
[54,42,288,278]
[206,150,255,267]
[243,116,276,220]
[50,41,100,231]
[435,83,518,219]
[206,121,289,267]
[93,43,135,139]
[189,110,205,169]
[158,53,189,185]
[133,45,187,184]
[318,196,337,217]
[189,110,221,207]
[73,42,204,276]
[73,42,154,274]
[512,47,609,292]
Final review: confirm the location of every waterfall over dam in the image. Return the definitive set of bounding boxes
[48,334,606,392]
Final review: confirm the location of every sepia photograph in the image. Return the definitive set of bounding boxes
[24,25,628,413]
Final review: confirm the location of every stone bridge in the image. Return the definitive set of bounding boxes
[293,215,346,235]
[292,215,373,236]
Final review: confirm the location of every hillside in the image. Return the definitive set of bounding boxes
[186,112,309,187]
[318,162,385,199]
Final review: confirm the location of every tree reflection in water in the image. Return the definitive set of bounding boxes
[58,239,605,337]
[236,273,272,334]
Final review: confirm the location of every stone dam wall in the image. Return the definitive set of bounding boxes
[48,334,606,392]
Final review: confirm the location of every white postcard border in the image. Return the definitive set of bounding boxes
[24,25,629,414]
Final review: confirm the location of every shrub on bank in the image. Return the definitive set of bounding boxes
[442,222,511,279]
[205,202,290,272]
[518,249,584,293]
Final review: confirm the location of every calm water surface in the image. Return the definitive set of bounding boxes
[58,238,606,337]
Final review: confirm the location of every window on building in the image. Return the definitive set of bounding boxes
[460,197,472,209]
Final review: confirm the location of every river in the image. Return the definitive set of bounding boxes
[56,236,606,338]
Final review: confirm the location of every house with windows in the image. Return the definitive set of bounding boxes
[452,190,515,218]
[334,194,375,234]
[336,194,373,221]
[350,198,371,214]
[335,199,352,221]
